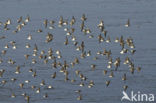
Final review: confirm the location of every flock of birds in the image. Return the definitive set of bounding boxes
[0,14,141,103]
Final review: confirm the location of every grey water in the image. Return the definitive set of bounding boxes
[0,0,156,103]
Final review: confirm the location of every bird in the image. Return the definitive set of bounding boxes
[11,78,17,82]
[19,83,24,88]
[32,71,37,77]
[36,88,40,93]
[137,67,141,72]
[0,69,5,78]
[122,74,127,81]
[91,64,96,70]
[79,82,84,87]
[70,16,76,26]
[25,15,30,22]
[44,19,48,28]
[27,34,32,40]
[6,19,11,25]
[103,70,107,75]
[15,66,20,74]
[17,16,22,23]
[11,93,16,98]
[40,80,45,86]
[43,93,48,98]
[81,14,87,21]
[109,71,114,78]
[51,72,56,79]
[0,15,142,103]
[45,33,53,43]
[25,96,30,103]
[125,19,130,27]
[105,80,110,87]
[123,85,128,91]
[77,95,82,100]
[64,36,68,45]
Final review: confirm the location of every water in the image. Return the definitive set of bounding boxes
[0,0,156,103]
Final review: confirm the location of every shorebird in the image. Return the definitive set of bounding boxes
[103,70,107,75]
[17,16,22,23]
[0,15,142,103]
[11,93,16,98]
[51,72,56,79]
[70,16,76,26]
[77,95,82,100]
[64,36,68,45]
[125,19,130,27]
[25,15,30,22]
[45,33,53,43]
[44,19,48,28]
[105,80,110,87]
[27,34,32,40]
[43,93,48,98]
[25,95,30,103]
[0,69,5,78]
[122,74,127,81]
[81,14,87,21]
